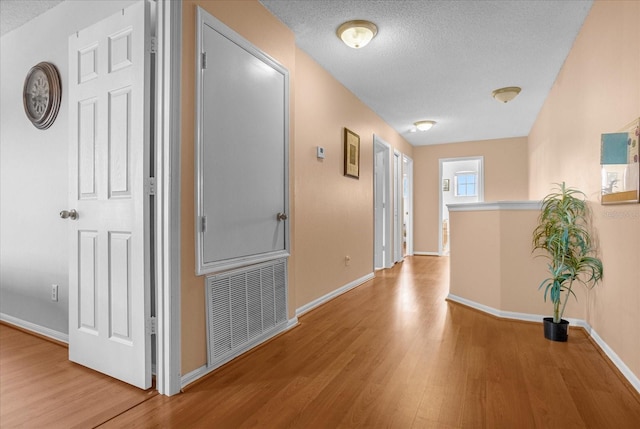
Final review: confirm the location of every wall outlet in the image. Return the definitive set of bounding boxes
[51,284,58,302]
[345,256,351,266]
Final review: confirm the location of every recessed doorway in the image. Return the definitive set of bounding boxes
[439,157,484,255]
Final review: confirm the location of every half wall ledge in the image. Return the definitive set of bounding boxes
[447,200,565,318]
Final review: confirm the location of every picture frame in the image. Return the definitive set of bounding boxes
[443,179,450,192]
[344,127,360,179]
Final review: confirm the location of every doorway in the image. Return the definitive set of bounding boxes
[403,155,414,257]
[439,157,484,255]
[373,135,391,270]
[393,150,403,264]
[64,0,182,396]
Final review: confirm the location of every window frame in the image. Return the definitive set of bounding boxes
[454,171,478,197]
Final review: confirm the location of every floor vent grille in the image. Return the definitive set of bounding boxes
[205,258,287,368]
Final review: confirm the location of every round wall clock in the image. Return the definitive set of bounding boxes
[23,62,62,130]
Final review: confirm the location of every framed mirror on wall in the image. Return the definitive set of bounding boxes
[600,117,639,204]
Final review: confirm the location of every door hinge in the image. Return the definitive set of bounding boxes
[150,36,157,54]
[147,177,156,195]
[202,52,207,69]
[146,316,157,335]
[201,216,207,233]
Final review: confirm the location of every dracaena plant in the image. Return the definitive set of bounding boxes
[532,183,603,323]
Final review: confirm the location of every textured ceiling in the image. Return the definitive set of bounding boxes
[0,0,64,37]
[1,0,593,146]
[261,0,593,146]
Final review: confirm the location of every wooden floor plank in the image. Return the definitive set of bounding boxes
[0,323,157,429]
[2,256,639,428]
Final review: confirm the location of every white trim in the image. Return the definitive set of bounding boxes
[448,200,542,212]
[1,313,68,344]
[393,150,403,264]
[413,251,441,256]
[180,317,298,390]
[296,273,375,317]
[439,156,485,256]
[590,329,640,393]
[180,365,208,389]
[373,135,392,270]
[446,294,640,394]
[403,155,414,256]
[154,0,182,396]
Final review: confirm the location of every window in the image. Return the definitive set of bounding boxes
[455,172,477,196]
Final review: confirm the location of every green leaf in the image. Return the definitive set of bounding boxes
[531,182,603,318]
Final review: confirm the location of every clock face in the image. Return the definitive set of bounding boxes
[25,69,50,120]
[23,62,61,130]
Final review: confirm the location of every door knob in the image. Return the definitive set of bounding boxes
[60,209,78,220]
[276,212,288,221]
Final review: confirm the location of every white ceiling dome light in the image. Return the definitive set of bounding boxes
[413,120,436,132]
[492,86,522,103]
[336,20,378,49]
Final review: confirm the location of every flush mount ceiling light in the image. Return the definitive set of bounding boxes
[413,120,436,132]
[336,20,378,49]
[492,86,522,103]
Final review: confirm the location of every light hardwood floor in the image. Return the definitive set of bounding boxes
[2,256,639,428]
[0,323,157,428]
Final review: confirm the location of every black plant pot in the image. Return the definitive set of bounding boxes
[543,317,569,342]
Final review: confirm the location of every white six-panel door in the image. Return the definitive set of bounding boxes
[67,1,151,389]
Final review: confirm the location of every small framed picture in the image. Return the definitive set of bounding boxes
[443,179,450,191]
[344,128,360,179]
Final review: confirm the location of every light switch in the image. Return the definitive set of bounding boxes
[317,146,325,159]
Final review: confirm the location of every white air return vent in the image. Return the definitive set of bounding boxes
[205,259,288,369]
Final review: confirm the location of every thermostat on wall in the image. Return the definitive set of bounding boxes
[317,146,325,159]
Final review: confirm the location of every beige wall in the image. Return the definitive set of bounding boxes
[180,0,296,374]
[528,1,640,378]
[180,0,413,375]
[413,137,529,253]
[498,210,580,318]
[294,48,412,307]
[449,210,501,307]
[450,208,586,319]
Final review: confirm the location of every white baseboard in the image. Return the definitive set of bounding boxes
[180,317,298,390]
[180,364,208,389]
[0,313,68,344]
[590,328,640,394]
[296,272,374,317]
[413,251,440,256]
[185,274,376,388]
[446,294,639,394]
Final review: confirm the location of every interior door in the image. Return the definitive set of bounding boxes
[67,1,151,389]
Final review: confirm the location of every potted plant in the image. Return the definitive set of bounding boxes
[531,182,603,342]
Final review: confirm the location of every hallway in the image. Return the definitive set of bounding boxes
[2,256,639,428]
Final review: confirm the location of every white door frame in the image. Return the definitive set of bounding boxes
[373,135,392,270]
[393,150,403,264]
[153,0,181,396]
[438,156,484,256]
[403,155,414,256]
